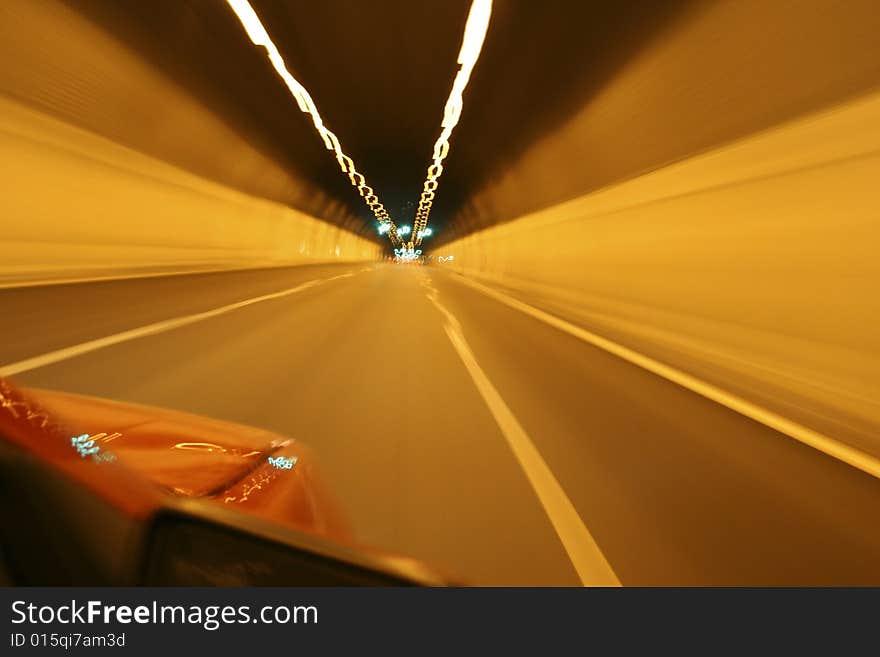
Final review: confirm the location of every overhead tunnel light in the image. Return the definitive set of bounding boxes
[225,0,401,246]
[225,0,492,250]
[412,0,493,247]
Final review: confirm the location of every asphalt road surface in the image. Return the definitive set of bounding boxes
[3,263,880,585]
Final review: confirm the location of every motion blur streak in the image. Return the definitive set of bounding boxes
[2,0,880,584]
[225,0,401,245]
[0,95,379,283]
[412,0,492,247]
[452,275,880,482]
[440,90,880,460]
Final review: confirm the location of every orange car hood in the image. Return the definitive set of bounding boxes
[31,389,287,495]
[19,387,350,539]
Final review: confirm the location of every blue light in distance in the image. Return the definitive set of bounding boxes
[394,248,422,260]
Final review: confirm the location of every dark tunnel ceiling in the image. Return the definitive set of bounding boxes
[61,0,697,244]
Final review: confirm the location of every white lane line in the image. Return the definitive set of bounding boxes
[0,266,254,290]
[0,271,356,376]
[0,262,370,290]
[449,273,880,481]
[421,276,620,587]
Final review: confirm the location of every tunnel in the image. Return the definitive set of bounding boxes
[1,0,879,586]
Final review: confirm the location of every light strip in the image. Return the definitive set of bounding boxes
[413,0,493,247]
[225,0,402,245]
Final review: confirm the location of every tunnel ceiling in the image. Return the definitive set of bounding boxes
[60,0,697,245]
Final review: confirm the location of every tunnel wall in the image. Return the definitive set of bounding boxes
[439,90,880,452]
[0,95,380,285]
[444,0,880,239]
[0,0,379,286]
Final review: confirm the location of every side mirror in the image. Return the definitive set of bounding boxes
[0,435,447,585]
[142,500,448,586]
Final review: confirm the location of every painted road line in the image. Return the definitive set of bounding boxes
[421,275,620,587]
[451,273,880,481]
[0,262,370,290]
[0,271,357,376]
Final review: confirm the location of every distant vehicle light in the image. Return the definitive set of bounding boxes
[394,248,422,260]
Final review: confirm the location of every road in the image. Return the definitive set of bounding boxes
[3,263,880,585]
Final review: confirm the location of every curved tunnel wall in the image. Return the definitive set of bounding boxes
[438,3,880,453]
[0,95,379,284]
[0,0,379,285]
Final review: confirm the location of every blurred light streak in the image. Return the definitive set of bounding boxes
[394,247,422,261]
[454,273,880,481]
[224,0,402,246]
[226,0,490,251]
[413,0,493,247]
